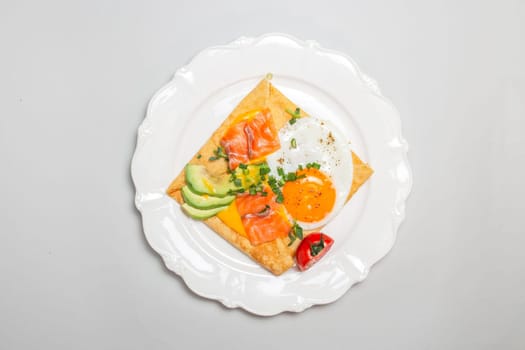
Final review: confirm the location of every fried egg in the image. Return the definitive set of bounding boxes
[266,117,354,230]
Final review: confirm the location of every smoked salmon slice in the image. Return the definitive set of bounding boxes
[235,190,291,246]
[241,211,291,246]
[244,109,280,160]
[220,121,249,170]
[220,109,280,170]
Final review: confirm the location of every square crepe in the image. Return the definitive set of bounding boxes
[167,76,373,275]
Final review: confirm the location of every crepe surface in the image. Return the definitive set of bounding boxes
[166,77,373,275]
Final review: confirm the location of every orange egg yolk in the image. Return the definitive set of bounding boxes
[282,168,336,223]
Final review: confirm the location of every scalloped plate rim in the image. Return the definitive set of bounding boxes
[131,33,412,316]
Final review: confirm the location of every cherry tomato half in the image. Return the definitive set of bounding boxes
[296,233,334,271]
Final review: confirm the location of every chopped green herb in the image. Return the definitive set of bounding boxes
[285,107,302,125]
[306,162,321,170]
[286,172,297,182]
[290,138,297,148]
[249,185,257,195]
[227,188,245,195]
[233,178,242,187]
[285,108,300,118]
[196,154,202,159]
[298,164,303,170]
[277,167,285,178]
[237,163,249,175]
[261,191,268,196]
[288,232,296,246]
[292,222,303,240]
[259,163,271,175]
[209,146,228,161]
[288,222,304,246]
[267,175,285,202]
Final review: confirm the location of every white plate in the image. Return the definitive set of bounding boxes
[131,33,412,316]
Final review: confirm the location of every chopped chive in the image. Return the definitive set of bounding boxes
[306,162,321,170]
[237,163,249,175]
[288,232,296,246]
[285,108,301,118]
[233,178,242,187]
[227,188,245,195]
[285,109,296,117]
[259,165,271,175]
[285,108,302,125]
[288,222,304,245]
[276,192,284,203]
[290,138,297,149]
[209,146,228,161]
[196,154,202,159]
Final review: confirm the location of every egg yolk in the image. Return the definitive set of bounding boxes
[282,168,336,223]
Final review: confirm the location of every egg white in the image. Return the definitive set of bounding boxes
[266,117,354,230]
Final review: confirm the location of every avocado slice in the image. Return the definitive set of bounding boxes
[185,164,236,197]
[181,203,228,220]
[181,185,234,209]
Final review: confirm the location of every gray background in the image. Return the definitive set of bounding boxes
[1,0,524,349]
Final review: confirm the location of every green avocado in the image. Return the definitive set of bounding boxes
[181,203,228,220]
[181,185,234,209]
[185,164,236,197]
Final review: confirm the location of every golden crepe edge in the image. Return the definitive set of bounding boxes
[166,76,373,275]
